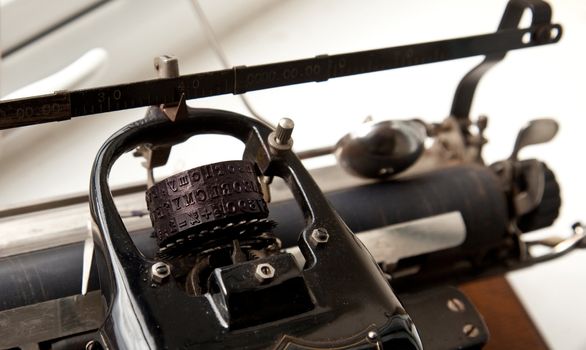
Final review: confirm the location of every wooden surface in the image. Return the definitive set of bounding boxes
[459,275,549,350]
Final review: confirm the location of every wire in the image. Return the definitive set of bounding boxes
[189,0,276,129]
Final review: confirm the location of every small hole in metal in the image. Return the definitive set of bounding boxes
[522,32,531,44]
[550,27,560,40]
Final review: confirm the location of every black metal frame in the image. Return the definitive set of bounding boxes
[89,107,421,349]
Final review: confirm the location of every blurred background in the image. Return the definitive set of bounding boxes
[0,0,584,348]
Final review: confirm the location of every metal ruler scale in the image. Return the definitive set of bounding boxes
[0,24,561,130]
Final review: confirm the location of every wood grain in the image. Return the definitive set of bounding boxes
[459,275,549,350]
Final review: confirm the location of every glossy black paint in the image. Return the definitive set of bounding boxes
[209,254,314,329]
[89,107,422,349]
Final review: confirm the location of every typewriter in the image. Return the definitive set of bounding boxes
[0,0,583,349]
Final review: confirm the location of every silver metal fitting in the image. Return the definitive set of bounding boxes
[151,262,171,284]
[447,298,466,313]
[153,55,187,123]
[268,118,294,152]
[255,263,275,282]
[367,331,378,341]
[463,324,480,338]
[275,118,294,144]
[154,55,180,79]
[311,228,329,245]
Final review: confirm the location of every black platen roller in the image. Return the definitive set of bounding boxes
[271,164,509,254]
[0,164,510,311]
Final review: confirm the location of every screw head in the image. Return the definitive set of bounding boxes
[151,262,171,284]
[447,298,466,313]
[367,331,378,341]
[311,228,329,245]
[255,263,275,282]
[463,324,480,338]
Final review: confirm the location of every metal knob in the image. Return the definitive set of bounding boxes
[269,118,294,151]
[275,118,294,145]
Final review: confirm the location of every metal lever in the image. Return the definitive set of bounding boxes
[450,0,557,133]
[522,222,586,263]
[510,118,558,160]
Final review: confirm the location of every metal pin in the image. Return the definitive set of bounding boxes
[154,55,180,79]
[268,118,294,152]
[275,118,294,145]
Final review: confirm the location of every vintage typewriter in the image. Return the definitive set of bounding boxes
[0,0,582,349]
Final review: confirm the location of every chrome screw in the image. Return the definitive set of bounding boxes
[311,228,329,245]
[447,298,466,313]
[255,263,276,282]
[463,324,480,338]
[151,262,171,284]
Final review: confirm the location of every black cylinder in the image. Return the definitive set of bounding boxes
[270,164,509,254]
[0,164,509,311]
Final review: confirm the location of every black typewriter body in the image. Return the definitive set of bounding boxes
[0,1,581,349]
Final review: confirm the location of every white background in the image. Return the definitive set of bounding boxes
[1,0,585,348]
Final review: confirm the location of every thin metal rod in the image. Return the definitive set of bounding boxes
[296,145,336,160]
[0,23,561,130]
[189,0,275,129]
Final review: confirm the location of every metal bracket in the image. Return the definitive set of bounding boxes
[521,222,586,263]
[132,144,171,187]
[399,286,489,350]
[450,0,556,131]
[155,55,188,122]
[161,93,188,122]
[133,55,189,186]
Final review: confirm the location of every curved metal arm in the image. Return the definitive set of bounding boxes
[450,0,556,125]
